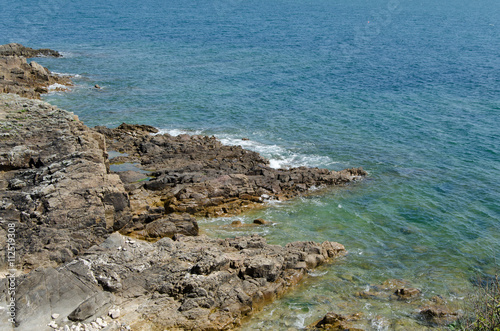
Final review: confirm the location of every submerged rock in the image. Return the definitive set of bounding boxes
[355,279,421,302]
[417,304,460,327]
[310,311,364,330]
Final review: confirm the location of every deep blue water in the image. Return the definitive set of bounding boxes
[1,0,499,329]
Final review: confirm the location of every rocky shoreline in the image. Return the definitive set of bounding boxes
[0,43,72,99]
[0,45,366,330]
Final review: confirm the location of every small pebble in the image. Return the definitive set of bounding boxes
[109,308,121,319]
[52,313,60,319]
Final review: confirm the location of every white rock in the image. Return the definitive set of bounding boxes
[96,317,107,327]
[108,308,120,319]
[48,321,58,329]
[51,313,60,319]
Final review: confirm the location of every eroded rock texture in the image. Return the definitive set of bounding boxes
[0,94,129,269]
[4,233,346,330]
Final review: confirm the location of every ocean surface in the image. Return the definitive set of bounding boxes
[2,0,499,329]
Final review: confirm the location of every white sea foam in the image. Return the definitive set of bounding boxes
[154,129,337,169]
[52,71,82,78]
[47,83,71,92]
[293,311,313,328]
[308,270,328,277]
[155,128,203,136]
[217,135,337,169]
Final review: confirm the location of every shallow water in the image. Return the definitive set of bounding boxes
[2,0,499,329]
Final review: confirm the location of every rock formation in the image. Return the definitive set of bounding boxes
[0,43,62,58]
[0,43,71,99]
[0,94,363,330]
[95,124,366,221]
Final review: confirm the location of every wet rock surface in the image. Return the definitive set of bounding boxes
[417,295,461,327]
[355,279,421,301]
[0,43,71,99]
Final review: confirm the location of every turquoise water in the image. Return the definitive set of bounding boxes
[2,0,499,329]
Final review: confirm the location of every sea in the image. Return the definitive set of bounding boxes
[1,0,499,329]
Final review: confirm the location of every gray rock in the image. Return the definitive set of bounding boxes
[68,292,114,322]
[12,264,102,330]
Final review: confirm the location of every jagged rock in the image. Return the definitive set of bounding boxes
[95,123,366,218]
[125,213,199,240]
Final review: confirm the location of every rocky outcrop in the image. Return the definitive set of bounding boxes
[417,295,461,327]
[354,279,421,301]
[309,311,364,330]
[3,232,346,330]
[0,43,62,58]
[0,94,129,270]
[95,124,366,220]
[0,43,71,99]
